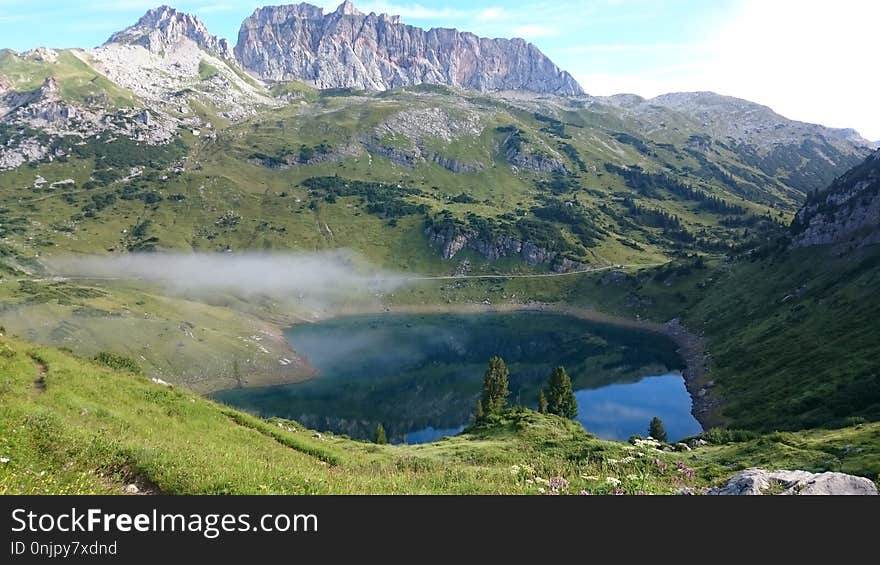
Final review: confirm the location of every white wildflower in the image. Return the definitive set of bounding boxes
[580,474,600,481]
[626,474,639,481]
[606,458,620,465]
[0,457,9,464]
[605,477,621,486]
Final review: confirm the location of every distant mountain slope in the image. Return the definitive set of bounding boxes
[602,91,872,195]
[792,149,880,250]
[234,1,584,95]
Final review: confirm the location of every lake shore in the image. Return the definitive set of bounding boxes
[300,300,719,430]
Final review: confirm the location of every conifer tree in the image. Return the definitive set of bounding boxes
[648,417,667,443]
[538,390,548,414]
[545,367,577,419]
[479,356,510,417]
[375,423,388,445]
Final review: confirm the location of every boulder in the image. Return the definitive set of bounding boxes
[708,468,878,495]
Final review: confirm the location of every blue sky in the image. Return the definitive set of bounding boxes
[1,0,878,139]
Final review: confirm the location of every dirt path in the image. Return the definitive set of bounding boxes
[403,263,665,281]
[29,354,47,393]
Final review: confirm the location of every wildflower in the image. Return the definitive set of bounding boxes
[548,476,569,493]
[605,458,620,465]
[677,461,696,479]
[0,457,9,464]
[605,477,621,486]
[510,465,521,475]
[621,456,636,463]
[537,487,546,494]
[626,474,638,481]
[580,474,600,481]
[579,489,591,495]
[534,476,549,486]
[613,488,625,496]
[654,458,668,472]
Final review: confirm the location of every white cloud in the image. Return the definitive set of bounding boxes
[561,42,695,54]
[701,0,880,138]
[476,7,506,21]
[512,24,557,40]
[356,1,465,19]
[572,0,880,139]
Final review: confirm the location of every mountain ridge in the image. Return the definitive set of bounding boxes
[233,1,585,95]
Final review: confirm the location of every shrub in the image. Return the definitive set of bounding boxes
[94,352,142,374]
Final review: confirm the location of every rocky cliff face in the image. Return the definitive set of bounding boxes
[234,1,584,96]
[791,150,880,250]
[105,5,232,59]
[425,223,583,272]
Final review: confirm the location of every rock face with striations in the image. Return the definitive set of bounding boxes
[106,5,232,59]
[234,1,584,95]
[791,149,880,251]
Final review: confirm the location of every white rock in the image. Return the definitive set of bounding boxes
[708,468,878,495]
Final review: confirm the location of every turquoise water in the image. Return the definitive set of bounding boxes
[213,311,701,444]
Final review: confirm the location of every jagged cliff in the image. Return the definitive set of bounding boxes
[234,1,584,95]
[105,5,232,59]
[791,149,880,250]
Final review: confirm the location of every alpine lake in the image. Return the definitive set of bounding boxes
[213,311,702,444]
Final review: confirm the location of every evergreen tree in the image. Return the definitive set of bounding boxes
[479,356,510,417]
[545,367,578,419]
[648,417,667,443]
[538,390,548,414]
[375,423,388,445]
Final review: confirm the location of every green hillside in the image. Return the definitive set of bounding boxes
[1,336,877,494]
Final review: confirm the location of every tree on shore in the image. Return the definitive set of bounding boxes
[479,356,510,418]
[538,390,548,414]
[375,423,388,445]
[544,367,577,419]
[648,417,667,443]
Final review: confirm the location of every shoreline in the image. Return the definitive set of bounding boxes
[270,300,719,430]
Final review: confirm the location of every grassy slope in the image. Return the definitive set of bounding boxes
[0,49,137,108]
[1,86,876,434]
[1,336,877,495]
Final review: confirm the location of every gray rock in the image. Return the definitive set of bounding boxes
[708,468,879,495]
[791,149,880,251]
[234,2,584,96]
[106,5,232,59]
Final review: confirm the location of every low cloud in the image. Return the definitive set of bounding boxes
[47,251,406,301]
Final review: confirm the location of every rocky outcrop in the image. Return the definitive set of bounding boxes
[93,7,275,122]
[234,1,584,96]
[791,150,880,250]
[106,5,232,59]
[708,468,878,495]
[425,224,583,272]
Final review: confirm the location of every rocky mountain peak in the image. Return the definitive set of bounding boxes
[334,0,362,16]
[234,2,584,95]
[105,5,232,59]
